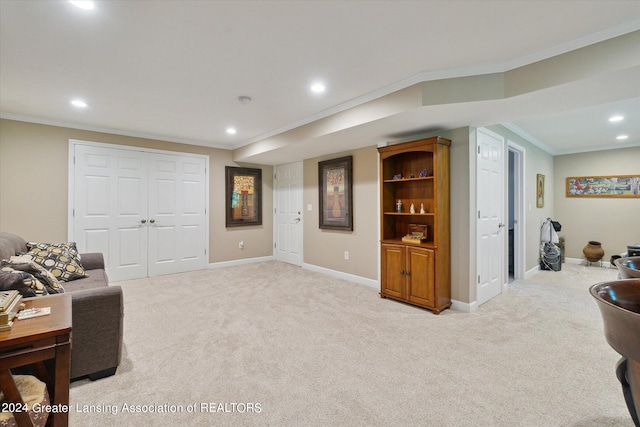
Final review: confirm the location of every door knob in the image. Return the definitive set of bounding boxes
[498,223,505,228]
[294,217,301,223]
[141,219,147,224]
[149,219,156,224]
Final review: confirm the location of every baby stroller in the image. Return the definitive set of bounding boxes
[540,218,562,271]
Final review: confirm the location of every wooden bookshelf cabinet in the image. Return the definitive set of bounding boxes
[378,137,451,314]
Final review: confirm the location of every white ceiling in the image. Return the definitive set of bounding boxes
[1,1,639,164]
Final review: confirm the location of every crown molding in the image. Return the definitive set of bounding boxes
[239,24,640,149]
[501,122,557,155]
[0,113,232,150]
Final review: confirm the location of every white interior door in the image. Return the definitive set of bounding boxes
[147,153,207,277]
[72,141,208,281]
[274,162,303,266]
[476,128,505,306]
[73,144,148,282]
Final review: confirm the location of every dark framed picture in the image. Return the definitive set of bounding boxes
[225,166,262,227]
[318,156,353,231]
[536,173,545,208]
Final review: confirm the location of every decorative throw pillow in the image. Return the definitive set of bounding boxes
[27,241,81,260]
[0,266,46,297]
[21,242,87,282]
[7,256,65,294]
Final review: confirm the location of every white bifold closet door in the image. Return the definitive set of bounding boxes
[72,142,208,282]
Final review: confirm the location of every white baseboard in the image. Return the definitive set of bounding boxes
[565,257,612,268]
[451,299,477,313]
[302,263,379,289]
[208,255,274,269]
[303,263,482,313]
[525,264,540,279]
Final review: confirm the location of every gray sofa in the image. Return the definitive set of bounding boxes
[0,232,123,381]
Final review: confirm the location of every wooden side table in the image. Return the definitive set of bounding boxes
[0,294,72,427]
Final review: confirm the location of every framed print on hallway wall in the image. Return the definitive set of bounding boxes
[318,156,353,231]
[536,173,545,208]
[225,166,262,227]
[566,175,640,197]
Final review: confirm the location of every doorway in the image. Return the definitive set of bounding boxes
[507,142,525,281]
[273,161,304,266]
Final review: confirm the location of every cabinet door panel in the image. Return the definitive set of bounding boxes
[381,244,405,299]
[407,247,435,307]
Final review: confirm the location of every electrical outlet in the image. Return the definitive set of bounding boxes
[344,251,349,260]
[239,241,244,249]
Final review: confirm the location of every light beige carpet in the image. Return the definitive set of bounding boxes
[69,262,634,426]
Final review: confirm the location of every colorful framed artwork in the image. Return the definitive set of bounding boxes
[566,175,640,198]
[536,173,545,208]
[225,166,262,227]
[318,156,353,231]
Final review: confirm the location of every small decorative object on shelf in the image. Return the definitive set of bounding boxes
[410,203,415,214]
[583,241,605,263]
[396,199,403,213]
[420,203,426,214]
[393,173,403,180]
[419,169,428,177]
[409,174,415,178]
[402,224,428,243]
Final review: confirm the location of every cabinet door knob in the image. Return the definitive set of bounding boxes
[400,270,405,275]
[406,271,411,276]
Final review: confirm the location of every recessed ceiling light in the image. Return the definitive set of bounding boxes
[226,127,237,135]
[616,135,629,141]
[609,115,624,122]
[310,82,326,93]
[71,99,88,108]
[69,1,95,10]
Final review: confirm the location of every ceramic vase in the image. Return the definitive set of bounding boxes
[583,241,605,262]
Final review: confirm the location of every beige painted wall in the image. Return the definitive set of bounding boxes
[553,147,640,261]
[0,119,273,263]
[437,127,472,304]
[303,146,379,280]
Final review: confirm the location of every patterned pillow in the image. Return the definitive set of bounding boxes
[7,255,65,294]
[27,241,81,260]
[0,266,46,297]
[22,242,87,282]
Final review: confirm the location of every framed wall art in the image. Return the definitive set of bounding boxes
[566,175,640,198]
[318,156,353,231]
[225,166,262,227]
[536,173,545,208]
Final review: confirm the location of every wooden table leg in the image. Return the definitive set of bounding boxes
[0,369,35,427]
[51,340,71,427]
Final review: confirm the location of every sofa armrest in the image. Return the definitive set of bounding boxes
[70,285,124,379]
[80,252,105,270]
